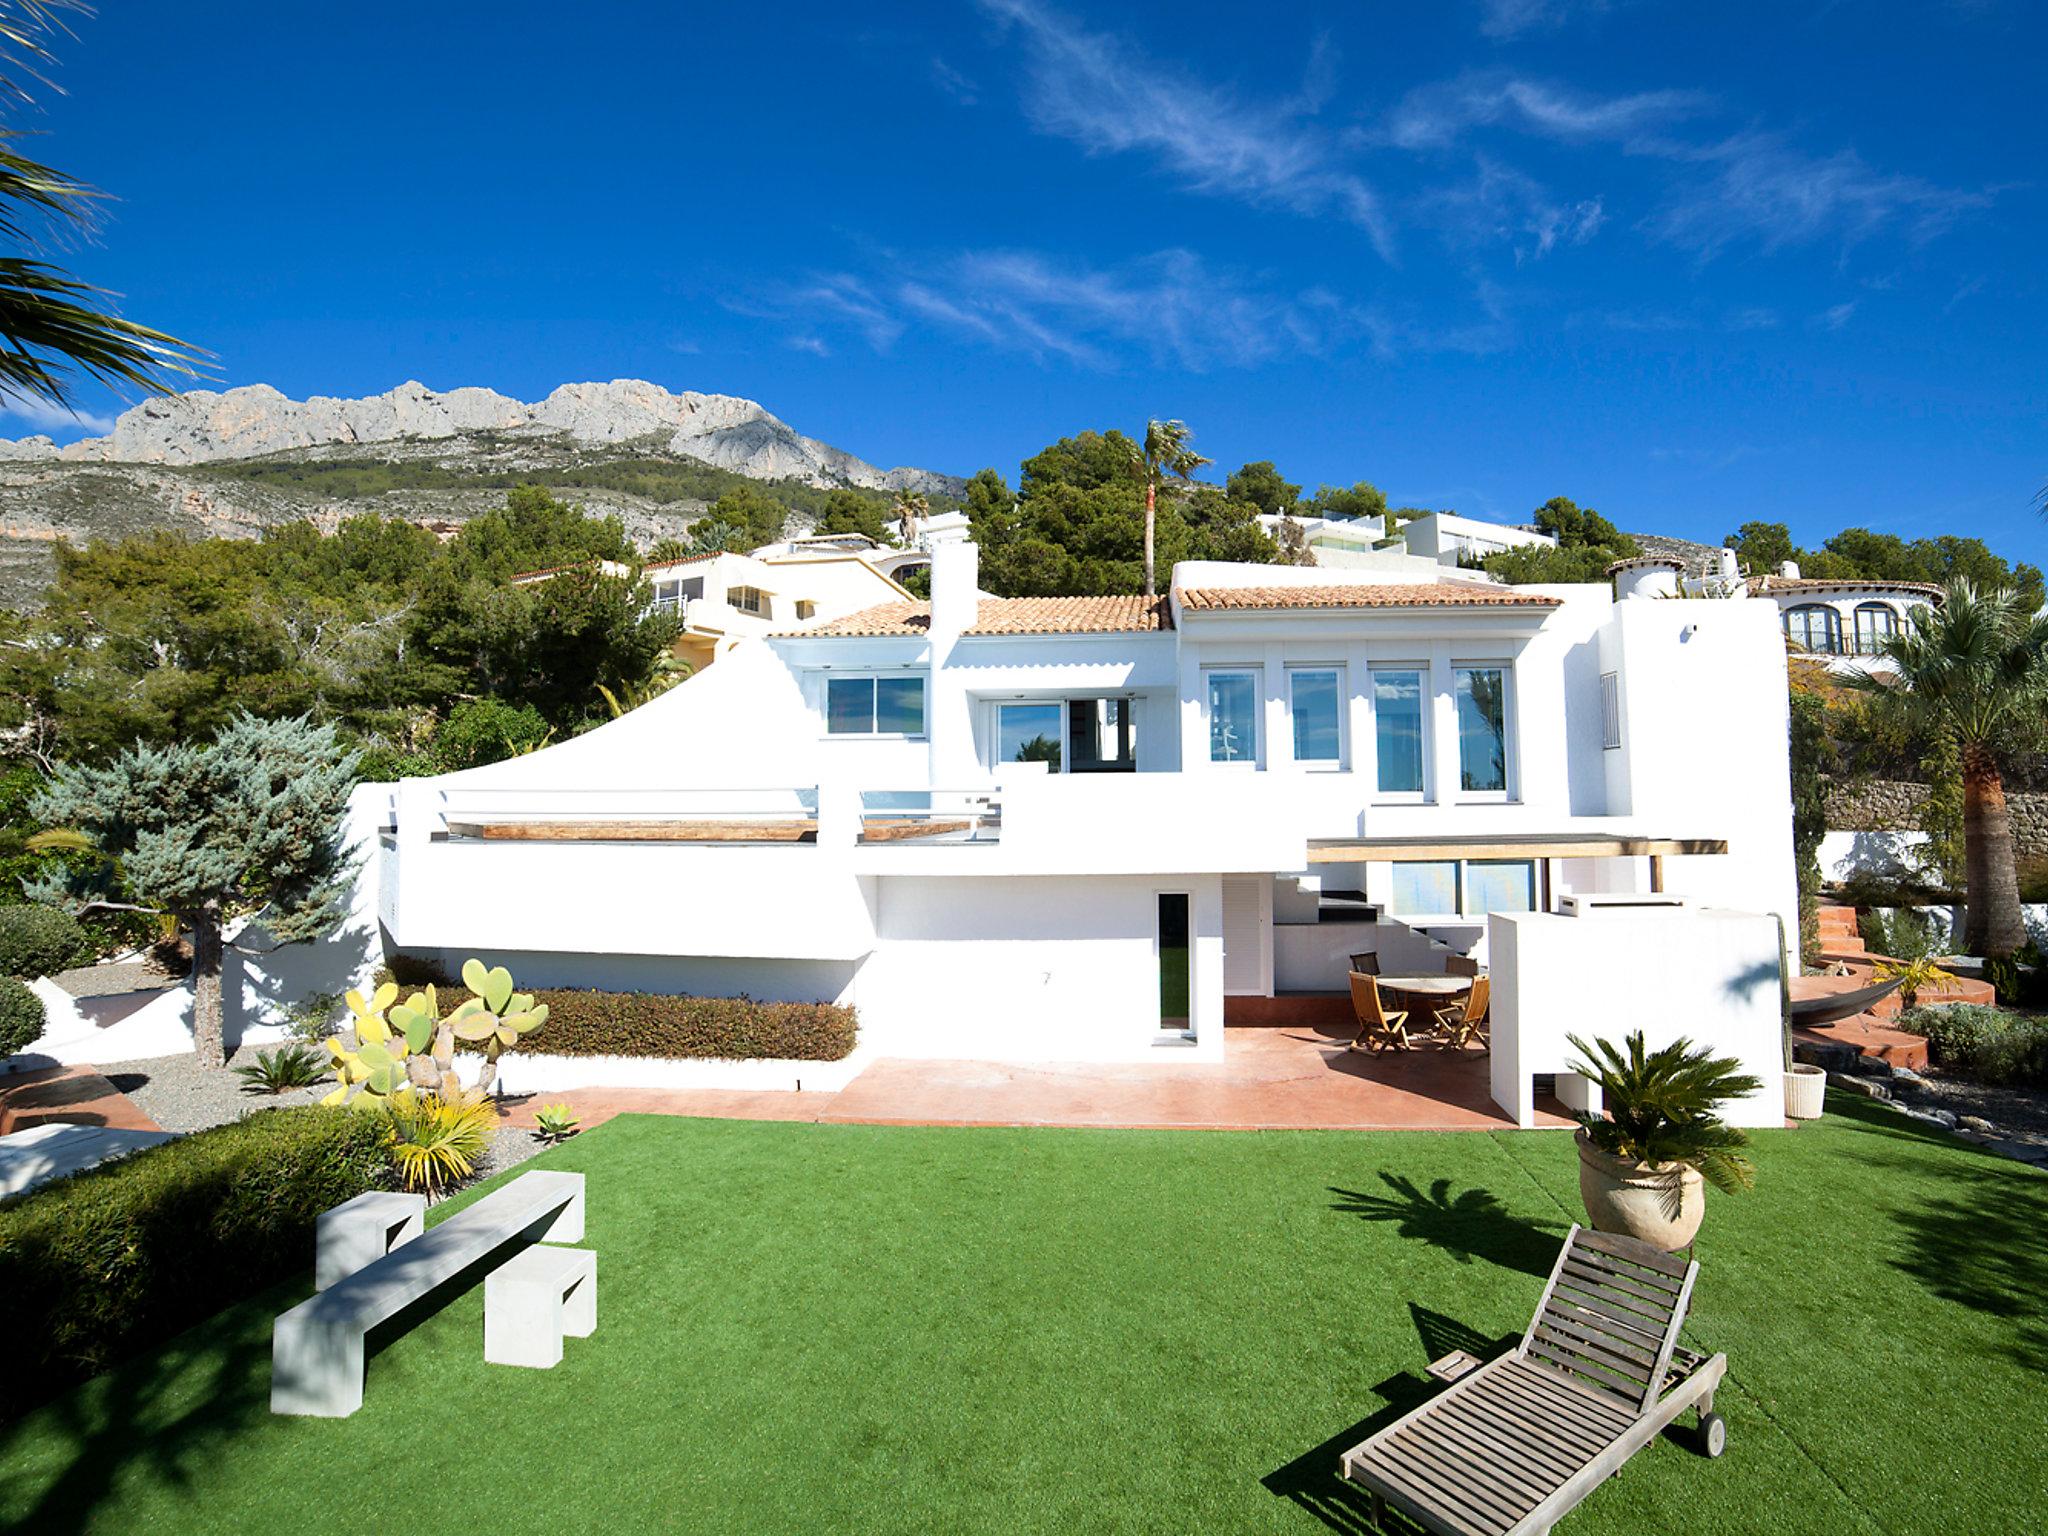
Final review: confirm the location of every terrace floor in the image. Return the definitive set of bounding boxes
[492,1023,1571,1134]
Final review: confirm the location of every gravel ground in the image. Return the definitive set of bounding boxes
[1910,1069,2048,1150]
[101,1044,330,1132]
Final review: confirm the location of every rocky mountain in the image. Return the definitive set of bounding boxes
[0,380,965,606]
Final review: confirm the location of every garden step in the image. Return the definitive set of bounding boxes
[1793,1012,1929,1071]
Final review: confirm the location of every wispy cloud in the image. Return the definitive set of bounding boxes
[1811,300,1858,331]
[750,274,903,351]
[753,248,1512,372]
[930,57,978,106]
[1419,157,1604,262]
[1476,0,1615,40]
[0,395,114,435]
[785,335,831,357]
[1943,276,1986,314]
[1647,135,1989,258]
[976,0,1393,258]
[1380,74,1709,151]
[1723,306,1780,330]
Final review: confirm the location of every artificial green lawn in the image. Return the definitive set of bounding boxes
[4,1093,2043,1535]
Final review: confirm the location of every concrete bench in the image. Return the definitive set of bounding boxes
[316,1191,425,1291]
[272,1170,585,1417]
[486,1244,597,1368]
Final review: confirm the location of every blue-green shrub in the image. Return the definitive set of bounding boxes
[1901,1004,2048,1088]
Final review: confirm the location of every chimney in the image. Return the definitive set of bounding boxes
[929,540,980,652]
[1717,548,1741,584]
[1778,559,1801,580]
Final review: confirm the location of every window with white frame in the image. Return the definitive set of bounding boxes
[1852,602,1897,655]
[1784,604,1841,654]
[1388,859,1537,917]
[1207,669,1260,764]
[728,585,770,617]
[1372,667,1425,794]
[1454,665,1509,794]
[1288,666,1343,764]
[996,701,1064,768]
[795,599,817,621]
[1600,671,1621,751]
[650,576,703,616]
[825,674,926,736]
[989,697,1137,772]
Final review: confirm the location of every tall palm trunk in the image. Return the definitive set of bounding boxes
[1143,481,1157,598]
[190,905,226,1068]
[1961,745,2026,959]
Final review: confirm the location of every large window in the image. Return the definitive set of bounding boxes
[1289,667,1343,764]
[1389,859,1537,917]
[728,585,770,617]
[826,675,925,736]
[1373,668,1425,794]
[1784,604,1842,654]
[1455,666,1508,794]
[997,702,1064,767]
[1208,670,1259,764]
[1853,602,1897,655]
[650,576,703,616]
[1068,698,1135,772]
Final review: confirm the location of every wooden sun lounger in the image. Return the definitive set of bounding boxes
[1339,1224,1727,1536]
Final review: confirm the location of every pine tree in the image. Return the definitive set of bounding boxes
[29,715,359,1067]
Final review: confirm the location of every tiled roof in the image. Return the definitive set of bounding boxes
[1748,575,1944,599]
[643,552,723,573]
[1177,582,1562,611]
[778,595,1174,638]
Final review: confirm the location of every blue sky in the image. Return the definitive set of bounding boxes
[12,0,2045,559]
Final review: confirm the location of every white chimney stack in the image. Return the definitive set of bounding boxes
[1717,548,1741,584]
[928,541,981,652]
[1778,559,1801,580]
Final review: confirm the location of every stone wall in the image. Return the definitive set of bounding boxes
[1825,777,2048,864]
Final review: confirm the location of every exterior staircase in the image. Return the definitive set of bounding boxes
[1795,902,1998,1071]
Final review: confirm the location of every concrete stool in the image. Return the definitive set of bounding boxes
[316,1191,426,1291]
[485,1246,597,1369]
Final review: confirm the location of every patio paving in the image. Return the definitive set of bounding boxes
[491,1025,1570,1133]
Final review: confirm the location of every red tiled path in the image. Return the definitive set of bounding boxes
[0,1064,163,1135]
[492,1026,1569,1134]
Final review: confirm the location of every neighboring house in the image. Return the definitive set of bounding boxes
[1398,511,1558,567]
[1747,561,1939,676]
[376,541,1797,1124]
[515,549,912,673]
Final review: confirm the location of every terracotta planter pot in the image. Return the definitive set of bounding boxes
[1784,1064,1826,1120]
[1575,1129,1704,1252]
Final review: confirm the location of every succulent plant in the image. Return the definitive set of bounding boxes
[323,959,548,1103]
[320,985,416,1108]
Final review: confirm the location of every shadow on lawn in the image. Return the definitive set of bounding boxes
[1831,1096,2048,1373]
[0,1306,275,1534]
[1329,1173,1563,1277]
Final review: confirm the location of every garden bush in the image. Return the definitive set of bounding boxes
[0,974,46,1055]
[376,964,857,1061]
[0,1106,391,1420]
[1900,1003,2048,1088]
[0,904,95,980]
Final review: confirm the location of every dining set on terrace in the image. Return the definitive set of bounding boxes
[1345,952,1490,1054]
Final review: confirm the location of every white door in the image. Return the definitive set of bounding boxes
[1222,876,1271,996]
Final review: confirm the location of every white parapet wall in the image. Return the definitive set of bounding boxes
[1489,904,1785,1130]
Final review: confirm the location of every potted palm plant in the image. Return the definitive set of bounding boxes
[1566,1031,1762,1251]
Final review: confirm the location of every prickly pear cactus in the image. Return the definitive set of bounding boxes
[452,958,550,1093]
[321,982,417,1107]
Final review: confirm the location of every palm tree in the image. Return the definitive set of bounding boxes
[0,3,203,412]
[892,488,929,550]
[1126,419,1211,598]
[1859,578,2048,958]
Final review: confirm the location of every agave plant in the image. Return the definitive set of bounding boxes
[233,1042,329,1095]
[533,1102,582,1143]
[383,1088,497,1194]
[1564,1031,1763,1196]
[1874,954,1956,1008]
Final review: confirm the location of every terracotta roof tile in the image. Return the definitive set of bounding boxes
[1747,575,1944,599]
[1176,582,1562,611]
[777,595,1174,638]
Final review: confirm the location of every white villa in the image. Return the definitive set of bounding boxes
[375,541,1799,1127]
[1747,562,1939,676]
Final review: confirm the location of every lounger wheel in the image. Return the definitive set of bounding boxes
[1698,1411,1727,1458]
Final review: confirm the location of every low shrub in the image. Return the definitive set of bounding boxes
[1858,906,1944,963]
[0,974,45,1055]
[1900,1003,2048,1088]
[375,976,858,1062]
[0,904,95,980]
[0,1106,391,1420]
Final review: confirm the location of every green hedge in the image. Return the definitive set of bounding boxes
[0,974,45,1055]
[0,905,95,980]
[1901,1003,2048,1088]
[379,965,856,1061]
[0,1107,391,1421]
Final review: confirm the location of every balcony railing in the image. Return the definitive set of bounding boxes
[858,788,1001,845]
[434,787,821,844]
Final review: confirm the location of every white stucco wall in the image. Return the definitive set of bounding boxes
[1490,906,1783,1130]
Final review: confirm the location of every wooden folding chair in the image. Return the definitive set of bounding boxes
[1445,954,1481,977]
[1349,952,1381,976]
[1435,976,1491,1051]
[1347,971,1409,1052]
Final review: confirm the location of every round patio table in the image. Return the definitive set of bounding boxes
[1377,975,1472,1048]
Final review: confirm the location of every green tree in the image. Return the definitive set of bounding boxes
[0,3,204,410]
[1305,481,1390,533]
[1857,580,2048,957]
[29,715,358,1068]
[814,489,891,544]
[1225,461,1300,517]
[1726,521,1798,574]
[1531,496,1636,553]
[702,485,789,552]
[449,484,632,581]
[891,488,930,548]
[1125,419,1211,598]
